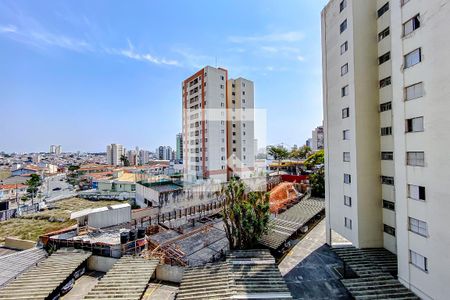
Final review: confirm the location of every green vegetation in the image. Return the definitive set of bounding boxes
[0,197,121,244]
[290,145,312,160]
[120,154,130,166]
[222,178,270,250]
[305,150,325,198]
[26,174,41,203]
[267,145,289,174]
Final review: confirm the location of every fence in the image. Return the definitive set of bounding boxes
[0,203,40,221]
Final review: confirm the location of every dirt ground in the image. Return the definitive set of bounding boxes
[0,197,122,244]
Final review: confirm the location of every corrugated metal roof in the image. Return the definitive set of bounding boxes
[0,247,47,287]
[177,249,292,300]
[0,249,91,300]
[259,197,325,249]
[84,256,159,300]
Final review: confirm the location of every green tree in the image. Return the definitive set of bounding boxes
[304,149,324,170]
[221,178,270,250]
[290,145,312,160]
[120,154,130,167]
[68,165,80,172]
[309,167,325,198]
[267,145,289,175]
[26,174,41,204]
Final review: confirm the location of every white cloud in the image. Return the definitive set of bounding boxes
[116,40,179,66]
[297,55,305,62]
[228,31,304,43]
[0,24,17,33]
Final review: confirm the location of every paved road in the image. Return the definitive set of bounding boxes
[279,220,352,300]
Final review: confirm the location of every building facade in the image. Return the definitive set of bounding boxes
[226,77,255,178]
[311,124,324,151]
[322,0,450,299]
[176,133,183,162]
[106,144,124,166]
[49,145,62,155]
[182,66,255,182]
[157,146,172,161]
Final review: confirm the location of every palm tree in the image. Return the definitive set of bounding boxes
[267,145,289,175]
[221,178,270,250]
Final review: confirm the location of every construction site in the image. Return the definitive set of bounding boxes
[0,175,329,300]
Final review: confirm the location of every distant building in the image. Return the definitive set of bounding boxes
[127,150,138,166]
[157,146,172,161]
[227,77,255,179]
[311,124,324,151]
[139,150,150,165]
[182,66,255,182]
[106,144,125,166]
[305,138,312,148]
[176,133,183,162]
[49,145,62,155]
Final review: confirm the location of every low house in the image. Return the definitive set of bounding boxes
[135,180,183,209]
[0,184,27,203]
[70,203,131,229]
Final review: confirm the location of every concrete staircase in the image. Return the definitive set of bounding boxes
[333,247,419,300]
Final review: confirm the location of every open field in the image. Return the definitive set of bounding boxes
[0,198,122,244]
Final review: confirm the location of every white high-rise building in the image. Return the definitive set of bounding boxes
[227,77,255,179]
[106,144,124,166]
[49,145,62,155]
[139,150,150,165]
[182,66,255,182]
[311,124,324,151]
[322,1,450,299]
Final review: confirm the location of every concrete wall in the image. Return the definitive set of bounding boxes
[88,205,131,229]
[4,237,36,250]
[87,255,118,273]
[155,264,185,283]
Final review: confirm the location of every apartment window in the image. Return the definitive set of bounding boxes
[380,76,391,88]
[403,14,421,36]
[381,176,394,185]
[344,174,351,184]
[341,63,349,76]
[344,195,352,206]
[220,75,224,80]
[378,52,391,65]
[404,48,421,68]
[343,130,350,140]
[381,151,394,160]
[410,250,428,272]
[406,117,424,132]
[344,217,352,229]
[340,19,347,33]
[407,152,425,167]
[380,101,392,112]
[408,184,426,201]
[409,217,428,237]
[341,85,349,97]
[220,84,224,89]
[378,27,390,41]
[377,2,389,18]
[343,152,350,162]
[384,224,396,236]
[401,0,411,6]
[340,0,347,12]
[340,41,348,54]
[405,82,424,100]
[383,200,395,211]
[381,126,392,136]
[342,107,350,118]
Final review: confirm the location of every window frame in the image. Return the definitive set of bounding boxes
[404,48,422,69]
[405,82,424,101]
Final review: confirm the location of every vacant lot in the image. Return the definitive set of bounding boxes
[0,198,122,244]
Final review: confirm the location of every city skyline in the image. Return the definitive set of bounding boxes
[0,0,327,153]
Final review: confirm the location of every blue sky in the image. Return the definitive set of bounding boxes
[0,0,328,153]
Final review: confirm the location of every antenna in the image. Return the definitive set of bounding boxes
[215,56,218,67]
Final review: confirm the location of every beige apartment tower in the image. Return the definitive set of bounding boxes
[322,0,450,299]
[182,66,255,182]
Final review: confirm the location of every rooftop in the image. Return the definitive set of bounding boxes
[177,249,292,300]
[0,249,91,299]
[84,256,159,300]
[70,203,130,219]
[138,180,183,193]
